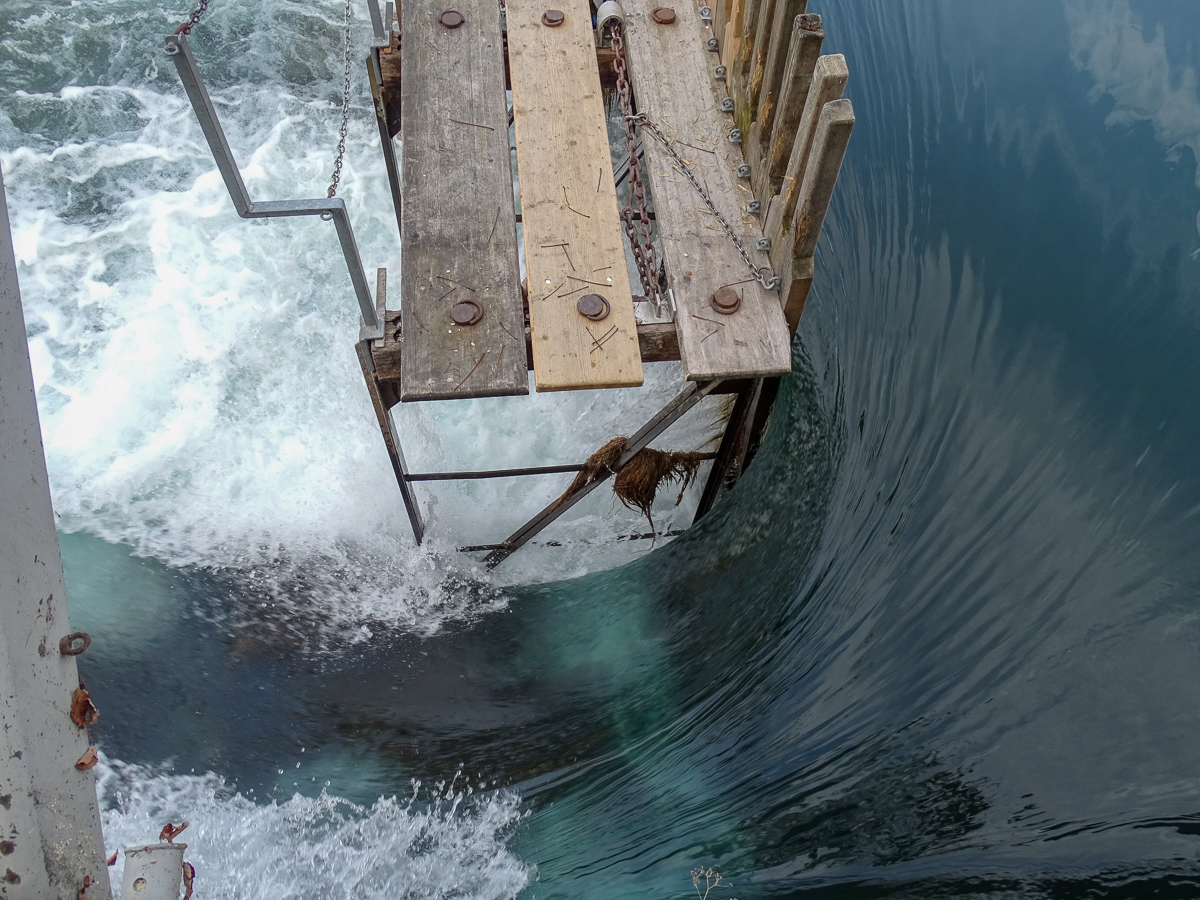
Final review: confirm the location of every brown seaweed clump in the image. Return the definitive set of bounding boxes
[553,436,706,536]
[552,437,629,511]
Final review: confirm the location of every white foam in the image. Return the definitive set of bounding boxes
[95,756,532,900]
[3,10,727,642]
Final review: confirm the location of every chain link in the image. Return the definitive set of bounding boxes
[634,114,779,292]
[326,0,354,200]
[607,22,664,316]
[174,0,210,35]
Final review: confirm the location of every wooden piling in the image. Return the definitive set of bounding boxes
[777,97,854,331]
[747,3,810,162]
[764,53,848,263]
[764,15,824,185]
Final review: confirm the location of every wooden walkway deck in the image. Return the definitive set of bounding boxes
[378,0,852,402]
[361,0,855,555]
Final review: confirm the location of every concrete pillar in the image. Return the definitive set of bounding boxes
[0,166,112,898]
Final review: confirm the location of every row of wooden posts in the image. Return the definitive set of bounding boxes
[714,0,854,330]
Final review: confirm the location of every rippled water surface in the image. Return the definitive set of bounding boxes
[4,0,1200,896]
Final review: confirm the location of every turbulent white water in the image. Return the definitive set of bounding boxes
[2,4,727,639]
[96,757,532,899]
[2,2,727,893]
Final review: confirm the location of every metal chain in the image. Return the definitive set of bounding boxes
[174,0,210,35]
[327,0,354,199]
[634,114,779,291]
[607,22,664,316]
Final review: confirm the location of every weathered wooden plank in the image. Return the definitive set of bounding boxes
[508,0,643,391]
[729,0,764,134]
[747,0,808,164]
[722,0,748,69]
[777,98,853,331]
[779,250,813,333]
[713,0,732,61]
[744,11,820,207]
[765,54,848,264]
[623,1,791,380]
[742,0,778,134]
[398,0,527,401]
[375,316,683,390]
[766,15,824,180]
[791,98,854,258]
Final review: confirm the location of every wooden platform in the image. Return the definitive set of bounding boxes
[360,0,855,555]
[376,0,853,395]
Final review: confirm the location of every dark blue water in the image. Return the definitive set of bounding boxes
[7,0,1200,896]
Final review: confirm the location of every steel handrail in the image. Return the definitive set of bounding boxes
[164,32,380,332]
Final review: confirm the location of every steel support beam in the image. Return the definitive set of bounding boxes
[693,377,763,522]
[355,270,424,542]
[410,452,717,482]
[483,379,722,567]
[163,33,380,331]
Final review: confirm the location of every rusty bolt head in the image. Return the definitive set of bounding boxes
[541,9,565,26]
[651,7,676,24]
[451,299,483,325]
[711,287,741,315]
[577,293,610,320]
[439,9,464,28]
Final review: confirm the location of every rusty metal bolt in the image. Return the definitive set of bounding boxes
[577,293,610,321]
[541,9,565,26]
[439,9,464,28]
[451,300,483,325]
[711,287,741,315]
[59,632,91,656]
[651,7,676,24]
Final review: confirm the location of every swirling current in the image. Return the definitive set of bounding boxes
[4,0,1200,896]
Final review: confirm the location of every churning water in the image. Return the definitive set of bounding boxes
[4,0,1200,896]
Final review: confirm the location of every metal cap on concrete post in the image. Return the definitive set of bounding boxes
[121,844,186,900]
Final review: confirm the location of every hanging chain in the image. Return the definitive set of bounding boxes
[607,21,664,316]
[326,0,354,199]
[635,114,779,291]
[174,0,210,35]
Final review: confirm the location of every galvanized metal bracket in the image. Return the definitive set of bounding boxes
[163,32,380,332]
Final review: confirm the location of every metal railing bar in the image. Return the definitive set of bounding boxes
[164,32,380,331]
[409,452,717,481]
